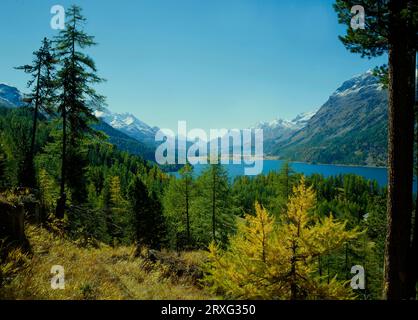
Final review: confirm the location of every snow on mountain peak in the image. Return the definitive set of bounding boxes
[256,110,317,131]
[94,107,158,144]
[0,83,24,107]
[332,70,382,98]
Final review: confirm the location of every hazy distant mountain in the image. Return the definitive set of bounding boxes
[0,83,24,108]
[256,111,317,146]
[94,108,158,147]
[269,71,388,166]
[1,73,390,167]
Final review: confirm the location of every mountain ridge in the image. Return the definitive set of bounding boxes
[0,71,389,167]
[267,71,388,166]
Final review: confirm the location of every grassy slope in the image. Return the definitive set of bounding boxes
[0,226,213,300]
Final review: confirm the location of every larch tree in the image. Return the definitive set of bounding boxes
[205,177,360,300]
[15,37,56,188]
[54,5,105,218]
[334,0,418,299]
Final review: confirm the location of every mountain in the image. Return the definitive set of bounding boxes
[269,71,388,166]
[92,120,155,160]
[0,83,158,160]
[256,111,317,145]
[0,83,24,108]
[94,108,158,147]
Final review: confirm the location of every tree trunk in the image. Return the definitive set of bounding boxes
[56,103,67,219]
[408,57,418,300]
[212,168,216,242]
[27,64,42,189]
[185,176,190,246]
[384,0,416,300]
[409,178,418,299]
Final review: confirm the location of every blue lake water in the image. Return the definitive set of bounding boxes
[176,160,389,187]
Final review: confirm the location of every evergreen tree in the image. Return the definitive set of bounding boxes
[54,5,105,218]
[128,175,165,250]
[0,143,7,188]
[15,38,56,188]
[194,164,235,246]
[334,0,418,299]
[272,162,296,215]
[163,163,194,249]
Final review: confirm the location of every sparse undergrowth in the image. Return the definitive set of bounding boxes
[0,225,213,300]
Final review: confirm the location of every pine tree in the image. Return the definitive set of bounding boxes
[272,162,296,215]
[205,177,360,300]
[54,5,105,218]
[15,38,56,188]
[0,143,7,188]
[334,0,418,299]
[163,163,194,249]
[128,175,165,250]
[194,164,235,246]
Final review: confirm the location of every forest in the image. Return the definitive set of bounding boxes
[0,2,417,301]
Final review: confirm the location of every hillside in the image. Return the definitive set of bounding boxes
[94,108,158,150]
[93,120,155,161]
[0,83,24,107]
[268,71,388,166]
[0,225,211,300]
[0,83,157,162]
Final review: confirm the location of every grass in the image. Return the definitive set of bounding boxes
[0,225,214,300]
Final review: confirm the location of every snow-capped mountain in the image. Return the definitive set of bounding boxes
[255,110,317,141]
[268,71,388,166]
[0,83,24,107]
[332,70,383,98]
[94,108,159,145]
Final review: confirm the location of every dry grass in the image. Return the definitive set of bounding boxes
[0,225,214,300]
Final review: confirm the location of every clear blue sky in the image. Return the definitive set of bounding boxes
[0,0,386,131]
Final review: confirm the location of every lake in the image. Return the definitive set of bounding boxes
[176,160,389,186]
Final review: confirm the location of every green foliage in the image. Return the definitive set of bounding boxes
[0,144,7,188]
[15,37,56,188]
[231,163,300,217]
[334,0,389,58]
[192,164,236,246]
[53,5,106,214]
[0,3,396,300]
[128,175,166,250]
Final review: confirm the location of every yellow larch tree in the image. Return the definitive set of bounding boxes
[205,177,361,300]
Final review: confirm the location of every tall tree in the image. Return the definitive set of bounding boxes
[0,143,6,188]
[334,0,418,299]
[194,164,235,246]
[54,5,105,218]
[272,161,296,215]
[128,175,165,250]
[15,38,55,188]
[163,163,194,249]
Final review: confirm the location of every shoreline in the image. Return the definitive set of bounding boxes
[262,156,387,169]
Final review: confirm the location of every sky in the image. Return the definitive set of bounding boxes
[0,0,386,132]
